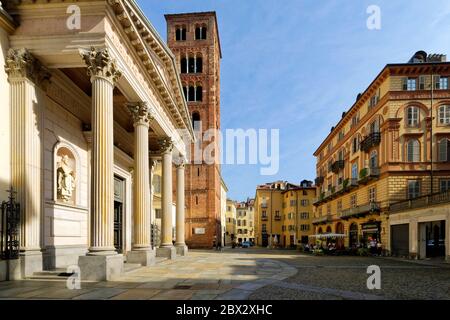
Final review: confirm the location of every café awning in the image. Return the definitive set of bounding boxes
[309,233,346,239]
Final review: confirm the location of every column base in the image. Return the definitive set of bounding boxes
[0,259,21,281]
[127,249,155,266]
[20,250,43,278]
[175,244,188,256]
[78,254,124,281]
[156,246,177,260]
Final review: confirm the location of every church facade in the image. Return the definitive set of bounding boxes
[0,0,194,281]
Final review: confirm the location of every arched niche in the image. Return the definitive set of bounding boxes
[54,142,79,206]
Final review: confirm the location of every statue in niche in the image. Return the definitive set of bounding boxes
[57,153,76,203]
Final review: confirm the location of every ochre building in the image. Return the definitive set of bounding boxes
[254,181,315,248]
[313,51,450,260]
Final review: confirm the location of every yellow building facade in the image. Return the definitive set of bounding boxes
[235,199,255,244]
[313,51,450,258]
[255,181,315,248]
[225,200,237,245]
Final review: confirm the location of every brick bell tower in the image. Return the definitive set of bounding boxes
[165,12,222,248]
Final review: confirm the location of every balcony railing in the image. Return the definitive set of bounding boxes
[331,160,345,173]
[389,191,450,213]
[315,176,324,186]
[261,216,268,221]
[360,132,381,152]
[340,202,381,219]
[359,167,380,184]
[274,216,281,221]
[312,215,331,225]
[261,203,268,209]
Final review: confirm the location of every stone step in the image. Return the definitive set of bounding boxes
[124,263,142,273]
[155,257,168,264]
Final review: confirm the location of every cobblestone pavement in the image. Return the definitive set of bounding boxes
[0,248,448,300]
[249,250,450,300]
[0,249,296,300]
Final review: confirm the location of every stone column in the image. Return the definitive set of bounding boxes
[175,161,188,256]
[78,47,123,281]
[5,48,50,278]
[126,102,155,266]
[156,139,176,259]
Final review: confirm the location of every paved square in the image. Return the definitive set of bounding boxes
[0,249,448,300]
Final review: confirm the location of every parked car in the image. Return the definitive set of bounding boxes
[241,241,251,248]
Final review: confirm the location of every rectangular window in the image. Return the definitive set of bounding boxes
[369,187,376,203]
[351,194,357,208]
[408,180,421,199]
[440,180,450,193]
[406,78,417,91]
[436,76,449,90]
[439,106,450,125]
[419,76,426,90]
[352,163,358,180]
[407,107,419,127]
[301,212,309,220]
[262,224,267,232]
[337,200,342,213]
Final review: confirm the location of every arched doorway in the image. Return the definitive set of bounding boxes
[335,222,344,249]
[349,223,358,248]
[326,226,332,233]
[318,227,323,234]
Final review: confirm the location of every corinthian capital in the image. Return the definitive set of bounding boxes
[158,138,174,154]
[126,102,154,126]
[5,48,51,85]
[80,47,122,84]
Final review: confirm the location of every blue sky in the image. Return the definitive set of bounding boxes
[138,0,450,201]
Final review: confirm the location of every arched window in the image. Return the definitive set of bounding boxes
[370,120,379,134]
[370,150,378,168]
[326,226,332,233]
[438,105,450,125]
[188,57,195,73]
[188,86,195,102]
[192,112,201,130]
[407,139,420,162]
[195,25,207,40]
[406,106,419,127]
[180,57,187,74]
[438,138,450,162]
[318,227,323,234]
[196,57,203,73]
[176,26,186,41]
[196,86,203,101]
[352,136,360,154]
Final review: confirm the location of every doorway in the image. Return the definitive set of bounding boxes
[422,221,446,258]
[114,176,125,254]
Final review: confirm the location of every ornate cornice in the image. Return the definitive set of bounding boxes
[5,48,51,86]
[79,47,122,84]
[126,102,154,126]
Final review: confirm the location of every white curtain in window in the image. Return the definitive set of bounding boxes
[407,139,420,162]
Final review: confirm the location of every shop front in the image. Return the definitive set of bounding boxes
[361,221,381,246]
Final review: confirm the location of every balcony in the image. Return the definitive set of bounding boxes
[340,202,381,219]
[315,176,324,186]
[274,216,282,221]
[331,160,345,174]
[358,167,380,184]
[312,215,332,225]
[261,216,268,222]
[390,191,450,213]
[261,203,268,209]
[360,132,381,152]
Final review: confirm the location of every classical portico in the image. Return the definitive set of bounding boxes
[1,0,194,281]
